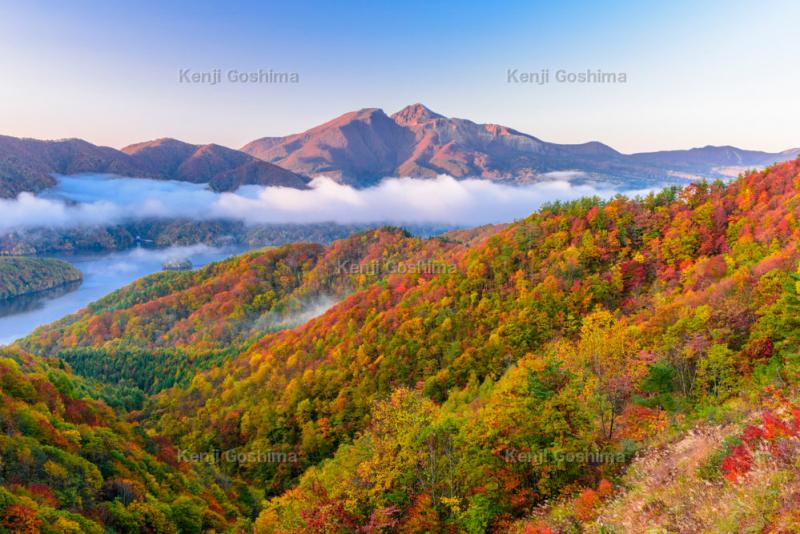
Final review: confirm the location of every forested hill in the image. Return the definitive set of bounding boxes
[19,229,461,392]
[0,257,82,300]
[10,157,800,531]
[158,158,800,531]
[0,346,258,531]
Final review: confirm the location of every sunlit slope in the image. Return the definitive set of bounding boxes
[138,159,800,531]
[12,158,800,531]
[0,347,254,532]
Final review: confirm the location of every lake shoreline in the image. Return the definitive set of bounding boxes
[0,244,251,346]
[0,257,83,301]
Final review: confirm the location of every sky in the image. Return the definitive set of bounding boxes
[0,0,797,153]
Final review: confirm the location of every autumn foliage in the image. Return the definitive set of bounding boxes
[4,158,800,531]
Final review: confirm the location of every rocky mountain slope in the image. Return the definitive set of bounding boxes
[242,103,798,186]
[4,107,795,198]
[0,135,308,198]
[120,138,308,190]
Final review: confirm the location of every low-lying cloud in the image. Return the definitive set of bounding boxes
[0,173,663,233]
[77,244,220,278]
[254,295,340,332]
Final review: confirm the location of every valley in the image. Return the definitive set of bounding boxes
[2,3,797,531]
[1,158,799,531]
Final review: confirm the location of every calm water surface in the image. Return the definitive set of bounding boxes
[0,244,250,345]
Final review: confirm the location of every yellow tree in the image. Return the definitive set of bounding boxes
[565,310,646,440]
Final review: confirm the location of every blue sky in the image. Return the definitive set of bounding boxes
[0,0,797,152]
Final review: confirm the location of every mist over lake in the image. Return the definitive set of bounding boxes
[0,172,676,342]
[0,173,670,233]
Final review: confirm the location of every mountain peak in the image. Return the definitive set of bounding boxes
[121,137,195,154]
[345,107,384,119]
[308,107,388,132]
[240,106,799,186]
[391,103,445,125]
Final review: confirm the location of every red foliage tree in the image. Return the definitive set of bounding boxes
[1,504,42,533]
[574,488,600,521]
[721,444,753,482]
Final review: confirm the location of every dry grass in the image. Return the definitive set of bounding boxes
[589,423,800,533]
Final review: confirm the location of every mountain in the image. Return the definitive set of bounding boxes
[629,144,799,175]
[0,136,144,198]
[240,103,621,185]
[4,109,795,197]
[0,135,308,198]
[242,103,798,185]
[16,159,800,531]
[120,137,308,190]
[242,108,416,184]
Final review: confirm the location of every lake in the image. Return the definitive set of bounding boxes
[0,244,250,345]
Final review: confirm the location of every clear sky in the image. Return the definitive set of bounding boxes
[0,0,797,153]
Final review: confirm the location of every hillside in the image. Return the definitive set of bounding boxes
[120,138,308,190]
[20,229,458,392]
[0,135,307,198]
[242,103,798,186]
[0,219,445,256]
[0,136,143,198]
[243,108,416,185]
[14,157,800,531]
[0,347,255,532]
[242,159,800,531]
[0,257,82,300]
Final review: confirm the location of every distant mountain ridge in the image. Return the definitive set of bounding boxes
[121,137,308,190]
[2,105,796,197]
[629,145,800,169]
[242,103,798,186]
[0,135,308,198]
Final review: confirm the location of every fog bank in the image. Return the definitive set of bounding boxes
[0,173,665,233]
